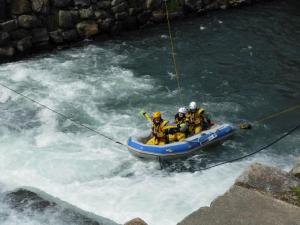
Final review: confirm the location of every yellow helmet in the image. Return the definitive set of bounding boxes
[152,111,161,119]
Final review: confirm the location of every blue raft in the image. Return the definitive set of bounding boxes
[127,124,236,160]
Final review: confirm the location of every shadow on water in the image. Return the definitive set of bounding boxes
[159,143,241,173]
[159,120,300,173]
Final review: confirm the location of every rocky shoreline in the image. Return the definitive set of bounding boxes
[176,158,300,225]
[0,0,273,63]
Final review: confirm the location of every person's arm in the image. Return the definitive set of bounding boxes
[140,111,152,124]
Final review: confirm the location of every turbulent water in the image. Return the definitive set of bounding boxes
[0,0,300,224]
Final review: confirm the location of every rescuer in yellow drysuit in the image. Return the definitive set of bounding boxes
[141,111,176,145]
[173,107,189,141]
[186,101,205,135]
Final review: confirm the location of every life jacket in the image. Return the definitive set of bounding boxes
[174,113,189,136]
[152,120,169,138]
[186,108,205,125]
[174,113,186,125]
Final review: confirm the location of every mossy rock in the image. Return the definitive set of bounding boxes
[292,187,300,204]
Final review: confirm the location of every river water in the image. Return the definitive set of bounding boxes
[0,0,299,224]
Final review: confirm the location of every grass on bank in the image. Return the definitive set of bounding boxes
[291,187,300,204]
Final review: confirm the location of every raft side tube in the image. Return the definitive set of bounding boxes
[127,124,236,160]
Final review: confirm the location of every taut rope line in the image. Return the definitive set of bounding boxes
[0,82,126,147]
[164,0,183,104]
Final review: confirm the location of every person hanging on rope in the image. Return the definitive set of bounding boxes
[141,111,177,145]
[186,101,213,135]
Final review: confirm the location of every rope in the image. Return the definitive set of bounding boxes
[1,82,299,172]
[164,0,183,104]
[198,122,300,171]
[0,82,126,147]
[255,104,300,124]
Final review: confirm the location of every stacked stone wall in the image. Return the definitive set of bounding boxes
[0,0,268,61]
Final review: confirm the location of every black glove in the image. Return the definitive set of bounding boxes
[168,129,175,134]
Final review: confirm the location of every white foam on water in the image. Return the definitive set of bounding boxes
[0,88,11,103]
[0,44,299,225]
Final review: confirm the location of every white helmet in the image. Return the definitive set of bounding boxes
[178,107,187,114]
[189,101,197,110]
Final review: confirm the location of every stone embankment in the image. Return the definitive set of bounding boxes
[177,158,300,225]
[0,0,270,62]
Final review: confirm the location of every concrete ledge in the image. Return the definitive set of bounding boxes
[178,185,300,225]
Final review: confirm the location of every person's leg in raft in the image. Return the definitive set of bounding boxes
[176,132,186,141]
[146,137,158,145]
[194,125,202,134]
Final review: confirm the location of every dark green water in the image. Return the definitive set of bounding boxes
[0,0,299,224]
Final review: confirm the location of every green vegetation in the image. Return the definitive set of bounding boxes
[291,187,300,204]
[166,0,182,12]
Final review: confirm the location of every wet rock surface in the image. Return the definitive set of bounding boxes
[2,187,119,225]
[291,157,300,178]
[235,163,300,193]
[124,218,148,225]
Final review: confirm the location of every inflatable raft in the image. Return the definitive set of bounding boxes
[127,123,236,160]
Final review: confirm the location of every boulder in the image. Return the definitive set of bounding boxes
[11,0,32,15]
[111,0,126,7]
[115,12,128,20]
[0,0,6,20]
[137,11,152,25]
[0,20,18,32]
[128,8,136,16]
[0,31,10,46]
[124,218,148,225]
[18,15,40,29]
[217,0,229,9]
[49,30,64,43]
[31,28,49,43]
[98,18,113,32]
[94,10,110,19]
[46,13,60,31]
[51,0,72,8]
[0,46,15,57]
[146,0,162,10]
[32,0,50,14]
[11,29,30,40]
[74,0,91,7]
[183,0,198,11]
[178,185,300,225]
[16,36,32,52]
[204,1,219,10]
[96,1,111,9]
[62,29,79,41]
[291,157,300,178]
[235,163,300,194]
[128,0,146,11]
[79,7,94,19]
[59,10,78,29]
[76,21,98,37]
[112,2,128,13]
